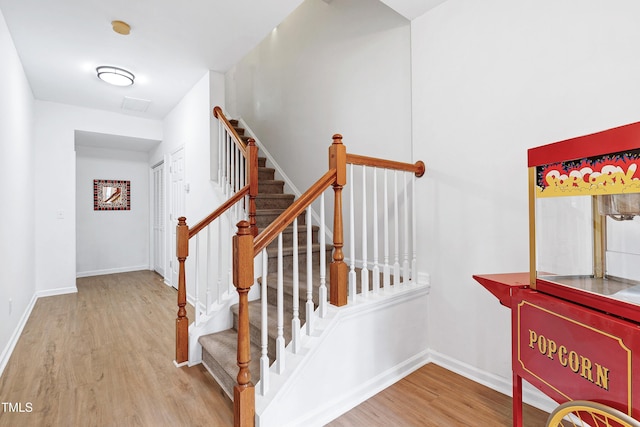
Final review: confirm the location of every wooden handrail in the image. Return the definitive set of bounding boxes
[188,185,250,239]
[214,106,247,156]
[346,153,426,177]
[253,169,336,254]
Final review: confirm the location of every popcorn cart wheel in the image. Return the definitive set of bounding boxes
[546,400,640,427]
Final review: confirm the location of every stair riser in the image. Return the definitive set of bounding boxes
[264,287,316,321]
[266,247,332,273]
[266,227,319,248]
[258,168,275,181]
[232,311,292,361]
[255,196,295,210]
[258,157,266,167]
[256,211,306,229]
[258,181,285,194]
[202,351,236,395]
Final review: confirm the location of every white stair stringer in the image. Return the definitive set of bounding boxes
[188,292,237,366]
[255,281,431,427]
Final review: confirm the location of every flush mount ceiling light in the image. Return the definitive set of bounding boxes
[96,66,135,86]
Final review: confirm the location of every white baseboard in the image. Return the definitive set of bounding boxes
[76,265,150,278]
[0,293,38,378]
[428,349,557,414]
[299,349,431,427]
[36,286,78,298]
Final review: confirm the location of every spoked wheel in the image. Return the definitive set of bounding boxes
[546,400,640,427]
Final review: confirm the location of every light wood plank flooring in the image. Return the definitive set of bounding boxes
[0,271,549,426]
[327,363,550,426]
[0,271,233,427]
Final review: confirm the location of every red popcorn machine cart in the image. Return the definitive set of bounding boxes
[473,122,640,427]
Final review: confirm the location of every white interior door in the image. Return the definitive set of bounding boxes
[170,147,186,289]
[152,162,165,277]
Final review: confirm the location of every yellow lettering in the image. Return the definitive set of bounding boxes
[558,346,568,367]
[595,364,610,390]
[580,356,593,382]
[538,336,547,355]
[525,330,611,391]
[546,339,557,360]
[529,330,537,349]
[568,351,580,373]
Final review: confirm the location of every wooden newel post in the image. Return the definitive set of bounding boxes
[247,138,259,237]
[329,134,348,306]
[233,220,255,427]
[176,216,189,364]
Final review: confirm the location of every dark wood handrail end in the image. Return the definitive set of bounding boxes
[415,160,426,177]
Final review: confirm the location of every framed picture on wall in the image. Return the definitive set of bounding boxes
[94,179,131,210]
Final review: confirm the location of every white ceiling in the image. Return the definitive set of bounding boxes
[0,0,443,124]
[381,0,447,20]
[0,0,306,119]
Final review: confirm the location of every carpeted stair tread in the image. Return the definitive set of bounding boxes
[199,329,261,398]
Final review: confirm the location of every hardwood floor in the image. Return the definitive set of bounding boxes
[0,271,233,427]
[0,271,550,426]
[327,363,550,427]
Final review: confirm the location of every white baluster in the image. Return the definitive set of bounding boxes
[383,169,391,291]
[360,166,369,297]
[227,222,233,296]
[232,137,236,191]
[319,193,328,318]
[291,219,301,354]
[372,167,380,293]
[218,119,222,183]
[260,248,269,396]
[276,233,285,374]
[194,234,200,326]
[306,208,314,334]
[217,218,223,302]
[206,225,213,314]
[348,164,357,302]
[393,171,400,286]
[412,173,417,282]
[240,150,246,218]
[224,134,230,196]
[403,172,410,283]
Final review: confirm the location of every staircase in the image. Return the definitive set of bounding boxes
[198,120,330,399]
[175,107,428,427]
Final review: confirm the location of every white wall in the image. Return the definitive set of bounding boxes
[151,71,225,222]
[0,9,35,374]
[150,70,226,291]
[412,0,640,388]
[34,101,162,295]
[76,146,151,277]
[227,0,413,193]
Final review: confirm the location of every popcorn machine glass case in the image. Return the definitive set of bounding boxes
[529,123,640,322]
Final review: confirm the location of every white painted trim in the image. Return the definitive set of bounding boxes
[0,293,38,378]
[35,286,78,298]
[428,349,558,414]
[76,265,150,278]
